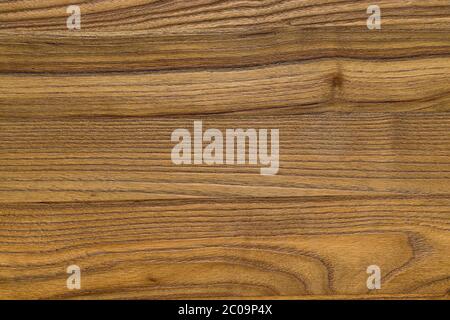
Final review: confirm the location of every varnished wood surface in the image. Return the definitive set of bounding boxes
[1,0,450,32]
[2,115,450,202]
[1,196,449,299]
[0,0,449,299]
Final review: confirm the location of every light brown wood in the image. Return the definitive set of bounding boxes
[1,115,450,202]
[1,53,450,117]
[1,115,449,299]
[1,0,450,32]
[1,196,449,299]
[0,0,449,300]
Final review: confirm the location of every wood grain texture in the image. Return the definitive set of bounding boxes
[1,0,450,32]
[0,0,449,300]
[1,114,450,202]
[1,196,449,299]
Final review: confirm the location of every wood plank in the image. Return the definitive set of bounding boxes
[1,114,449,203]
[1,55,450,117]
[0,196,448,299]
[1,0,450,32]
[1,29,450,74]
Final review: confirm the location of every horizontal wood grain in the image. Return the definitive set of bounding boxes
[2,2,450,116]
[1,114,449,202]
[1,0,450,32]
[0,0,449,300]
[1,55,450,117]
[0,196,448,299]
[2,27,450,116]
[1,113,448,299]
[1,29,450,74]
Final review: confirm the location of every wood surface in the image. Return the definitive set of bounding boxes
[0,0,449,300]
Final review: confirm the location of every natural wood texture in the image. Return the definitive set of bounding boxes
[0,0,449,300]
[0,196,449,299]
[1,48,450,117]
[1,0,450,32]
[1,115,449,299]
[1,114,450,202]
